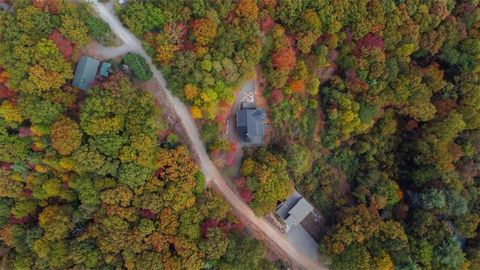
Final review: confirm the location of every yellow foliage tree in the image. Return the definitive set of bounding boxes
[235,0,259,20]
[50,117,82,156]
[373,253,394,270]
[0,100,23,123]
[184,84,199,101]
[191,106,203,119]
[60,15,90,46]
[191,18,217,46]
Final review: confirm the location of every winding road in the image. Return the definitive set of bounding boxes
[87,2,327,269]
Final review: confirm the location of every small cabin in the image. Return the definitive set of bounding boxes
[72,56,111,91]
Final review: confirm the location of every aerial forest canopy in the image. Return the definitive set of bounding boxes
[0,1,275,269]
[118,0,480,269]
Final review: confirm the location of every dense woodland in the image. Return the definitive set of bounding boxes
[0,1,276,269]
[120,0,480,269]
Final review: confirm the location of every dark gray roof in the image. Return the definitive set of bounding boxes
[0,3,11,12]
[241,101,256,110]
[72,56,100,91]
[236,108,265,145]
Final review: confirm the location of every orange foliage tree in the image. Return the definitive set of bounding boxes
[190,18,217,46]
[0,70,7,85]
[271,46,296,72]
[50,117,82,155]
[191,106,203,119]
[235,0,259,20]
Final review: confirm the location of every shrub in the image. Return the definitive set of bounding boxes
[123,53,152,81]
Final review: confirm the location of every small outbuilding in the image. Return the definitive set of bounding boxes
[99,62,112,77]
[72,56,100,91]
[276,191,314,232]
[236,107,265,146]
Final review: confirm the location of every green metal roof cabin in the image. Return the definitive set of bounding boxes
[72,56,100,91]
[99,62,112,77]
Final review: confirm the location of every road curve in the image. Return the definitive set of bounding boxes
[87,2,328,269]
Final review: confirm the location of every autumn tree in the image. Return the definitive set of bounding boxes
[241,148,294,216]
[50,117,82,155]
[38,206,73,241]
[191,18,218,46]
[271,46,296,72]
[59,13,90,46]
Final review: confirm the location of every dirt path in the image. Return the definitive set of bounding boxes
[87,2,328,269]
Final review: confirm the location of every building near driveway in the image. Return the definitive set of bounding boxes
[275,191,314,233]
[235,78,266,146]
[236,106,265,146]
[0,1,11,13]
[72,56,100,91]
[99,62,112,77]
[72,56,111,91]
[274,191,321,263]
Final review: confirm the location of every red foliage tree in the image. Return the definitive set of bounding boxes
[235,177,246,189]
[433,99,456,119]
[261,15,275,34]
[139,209,157,220]
[18,127,32,138]
[403,119,419,132]
[345,69,368,92]
[31,0,59,14]
[8,215,33,225]
[225,152,236,167]
[22,189,33,197]
[229,142,237,152]
[48,29,74,60]
[230,221,245,232]
[0,162,12,170]
[239,189,253,203]
[355,33,384,56]
[201,219,219,237]
[0,85,14,99]
[218,221,232,233]
[270,88,284,104]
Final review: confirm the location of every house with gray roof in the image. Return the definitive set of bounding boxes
[72,56,100,91]
[0,2,11,13]
[236,107,265,146]
[275,191,314,232]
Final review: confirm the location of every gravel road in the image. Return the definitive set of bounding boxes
[88,2,328,269]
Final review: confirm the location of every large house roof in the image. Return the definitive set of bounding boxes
[236,108,265,145]
[0,2,11,12]
[284,198,314,228]
[72,56,100,91]
[276,191,314,230]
